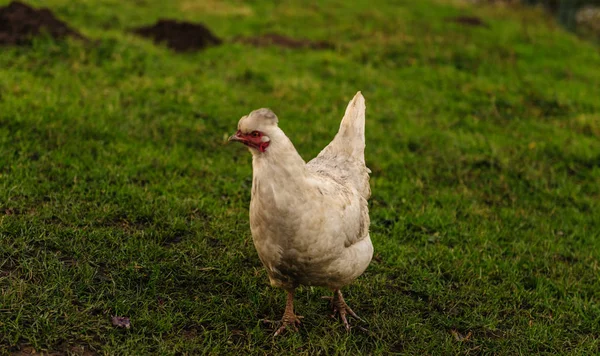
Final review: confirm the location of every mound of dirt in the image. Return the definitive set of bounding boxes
[235,33,333,50]
[132,19,222,52]
[447,16,489,28]
[0,1,86,45]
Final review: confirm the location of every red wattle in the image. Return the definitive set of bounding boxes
[259,142,270,152]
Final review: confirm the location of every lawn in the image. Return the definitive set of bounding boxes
[1,0,600,354]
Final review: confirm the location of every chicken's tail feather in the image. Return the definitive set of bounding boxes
[307,91,371,200]
[333,91,366,163]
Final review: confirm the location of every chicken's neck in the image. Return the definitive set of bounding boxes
[251,129,309,195]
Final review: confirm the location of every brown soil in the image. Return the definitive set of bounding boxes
[132,19,222,52]
[235,33,333,50]
[447,16,489,28]
[0,1,86,45]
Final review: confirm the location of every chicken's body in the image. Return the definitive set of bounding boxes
[230,92,372,334]
[251,153,372,291]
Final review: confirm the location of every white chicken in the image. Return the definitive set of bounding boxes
[229,92,373,335]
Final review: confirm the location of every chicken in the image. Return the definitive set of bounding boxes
[229,92,373,335]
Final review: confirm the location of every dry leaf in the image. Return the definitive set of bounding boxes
[451,329,472,342]
[111,316,131,329]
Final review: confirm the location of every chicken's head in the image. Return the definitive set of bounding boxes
[229,108,278,153]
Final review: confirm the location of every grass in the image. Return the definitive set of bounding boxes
[1,0,600,354]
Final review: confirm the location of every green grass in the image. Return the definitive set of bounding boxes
[1,0,600,354]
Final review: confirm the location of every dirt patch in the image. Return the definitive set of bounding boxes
[162,232,185,247]
[447,16,489,28]
[10,344,96,356]
[132,19,222,52]
[553,253,579,264]
[235,33,333,50]
[0,1,86,46]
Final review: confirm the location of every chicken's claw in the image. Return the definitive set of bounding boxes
[323,290,364,331]
[262,313,303,336]
[262,290,303,336]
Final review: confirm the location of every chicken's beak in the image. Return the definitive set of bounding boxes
[228,132,245,143]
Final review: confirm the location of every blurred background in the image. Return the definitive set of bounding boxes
[1,0,599,354]
[475,0,600,39]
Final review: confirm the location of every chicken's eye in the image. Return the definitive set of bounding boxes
[251,131,260,138]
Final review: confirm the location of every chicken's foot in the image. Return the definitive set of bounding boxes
[322,289,364,331]
[262,290,303,336]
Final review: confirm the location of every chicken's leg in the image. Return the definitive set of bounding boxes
[265,290,303,336]
[324,289,364,331]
